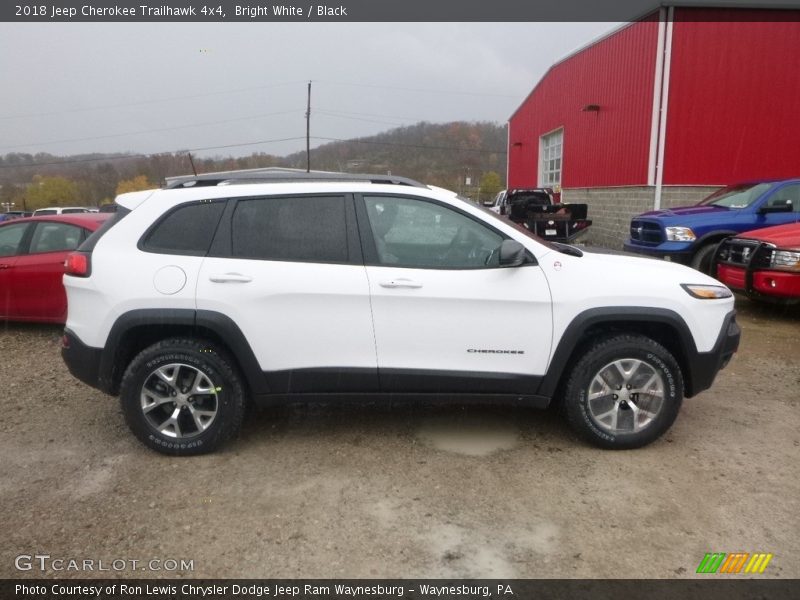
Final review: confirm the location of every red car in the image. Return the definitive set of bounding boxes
[715,222,800,303]
[0,214,111,323]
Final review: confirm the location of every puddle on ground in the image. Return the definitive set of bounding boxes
[416,414,519,456]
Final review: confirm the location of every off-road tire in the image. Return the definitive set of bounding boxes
[119,338,246,456]
[563,334,683,449]
[690,243,718,275]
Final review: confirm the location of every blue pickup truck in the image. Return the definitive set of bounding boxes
[624,179,800,273]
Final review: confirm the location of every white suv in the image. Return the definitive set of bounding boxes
[32,207,94,216]
[61,171,740,455]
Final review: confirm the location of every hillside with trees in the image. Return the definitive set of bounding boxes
[288,121,507,195]
[0,121,507,211]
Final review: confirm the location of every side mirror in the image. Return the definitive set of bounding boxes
[759,201,793,214]
[482,200,495,207]
[499,239,526,267]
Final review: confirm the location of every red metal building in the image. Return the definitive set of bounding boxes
[507,6,800,242]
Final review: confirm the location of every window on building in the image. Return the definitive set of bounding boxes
[540,128,563,187]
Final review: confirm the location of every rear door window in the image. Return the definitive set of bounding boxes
[231,196,348,263]
[29,222,84,253]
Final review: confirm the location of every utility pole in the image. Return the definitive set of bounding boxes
[187,152,197,176]
[306,80,311,172]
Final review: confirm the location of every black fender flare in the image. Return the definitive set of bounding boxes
[99,309,267,395]
[537,307,701,398]
[692,230,738,252]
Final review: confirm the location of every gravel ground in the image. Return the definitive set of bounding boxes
[1,299,798,579]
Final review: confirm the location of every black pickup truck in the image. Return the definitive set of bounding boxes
[484,188,592,243]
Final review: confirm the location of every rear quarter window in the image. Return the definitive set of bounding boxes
[141,201,226,256]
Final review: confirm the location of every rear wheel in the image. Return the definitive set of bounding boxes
[563,334,683,449]
[120,338,246,455]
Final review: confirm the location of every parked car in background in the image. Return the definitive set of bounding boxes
[0,213,110,323]
[0,211,32,222]
[624,179,800,273]
[32,206,94,216]
[715,222,800,303]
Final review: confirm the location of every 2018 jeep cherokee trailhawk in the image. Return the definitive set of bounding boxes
[61,170,740,455]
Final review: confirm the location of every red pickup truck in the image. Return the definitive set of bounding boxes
[714,222,800,303]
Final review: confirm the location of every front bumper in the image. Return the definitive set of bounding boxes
[623,240,695,265]
[717,264,800,300]
[686,311,740,397]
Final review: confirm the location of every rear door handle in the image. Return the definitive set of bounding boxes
[379,278,423,289]
[209,273,253,283]
[0,264,10,270]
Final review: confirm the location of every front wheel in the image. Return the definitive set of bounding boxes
[690,243,718,275]
[563,334,683,449]
[119,338,246,455]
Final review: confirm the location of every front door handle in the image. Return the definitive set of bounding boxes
[209,273,253,283]
[379,278,423,289]
[0,264,10,270]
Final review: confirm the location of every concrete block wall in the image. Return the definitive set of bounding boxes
[563,186,721,249]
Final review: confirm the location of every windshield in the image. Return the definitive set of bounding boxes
[698,183,773,209]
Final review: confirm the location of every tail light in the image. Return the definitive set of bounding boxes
[65,252,91,277]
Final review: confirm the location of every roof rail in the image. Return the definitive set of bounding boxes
[164,168,427,189]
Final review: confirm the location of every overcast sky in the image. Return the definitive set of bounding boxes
[0,22,620,159]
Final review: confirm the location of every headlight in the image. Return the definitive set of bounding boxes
[770,249,800,270]
[665,226,696,242]
[681,284,733,299]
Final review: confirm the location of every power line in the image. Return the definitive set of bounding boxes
[3,79,515,123]
[0,81,307,121]
[315,110,410,127]
[315,80,519,99]
[0,110,304,151]
[311,136,507,155]
[316,107,432,123]
[0,132,506,170]
[0,137,307,169]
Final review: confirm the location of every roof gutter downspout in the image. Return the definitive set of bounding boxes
[505,121,511,189]
[647,8,667,186]
[654,5,675,211]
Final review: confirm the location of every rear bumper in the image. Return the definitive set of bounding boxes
[686,310,740,397]
[61,329,108,393]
